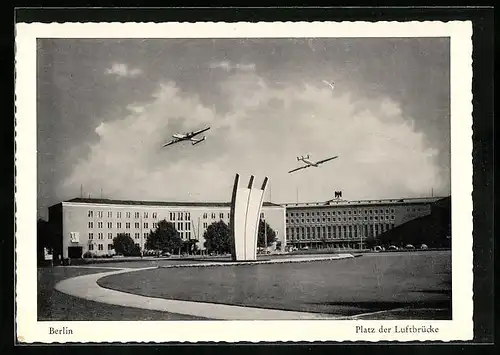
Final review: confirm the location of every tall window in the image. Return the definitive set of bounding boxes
[126,222,130,229]
[98,232,103,240]
[152,212,157,219]
[88,221,93,228]
[117,222,122,229]
[107,222,112,228]
[203,213,207,219]
[88,210,93,218]
[107,211,112,218]
[88,232,93,239]
[98,222,103,228]
[144,223,148,229]
[97,211,103,218]
[219,213,224,219]
[117,212,121,218]
[135,212,140,219]
[144,212,148,218]
[108,232,113,239]
[211,213,216,219]
[98,244,103,251]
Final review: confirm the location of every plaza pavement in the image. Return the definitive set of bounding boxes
[55,254,355,320]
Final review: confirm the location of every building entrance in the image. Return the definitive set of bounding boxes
[68,246,83,259]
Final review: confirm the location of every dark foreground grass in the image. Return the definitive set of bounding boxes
[98,251,452,319]
[37,267,204,321]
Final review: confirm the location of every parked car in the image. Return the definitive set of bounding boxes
[373,246,384,252]
[420,244,428,250]
[405,244,415,249]
[388,245,398,251]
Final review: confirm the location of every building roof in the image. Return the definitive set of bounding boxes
[283,196,449,209]
[61,197,283,208]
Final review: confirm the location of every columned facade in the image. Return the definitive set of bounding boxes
[284,197,442,250]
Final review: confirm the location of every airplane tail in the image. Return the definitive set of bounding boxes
[192,136,206,145]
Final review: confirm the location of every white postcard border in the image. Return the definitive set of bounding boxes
[15,21,473,343]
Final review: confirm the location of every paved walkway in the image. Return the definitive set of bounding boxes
[55,254,354,320]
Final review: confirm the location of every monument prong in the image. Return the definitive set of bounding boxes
[261,177,269,191]
[229,173,268,261]
[248,175,255,189]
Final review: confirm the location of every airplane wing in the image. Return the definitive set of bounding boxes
[162,139,179,147]
[315,156,338,166]
[288,165,311,174]
[189,127,211,138]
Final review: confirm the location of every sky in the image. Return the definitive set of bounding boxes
[37,38,451,218]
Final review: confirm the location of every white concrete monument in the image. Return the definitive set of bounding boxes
[229,174,268,261]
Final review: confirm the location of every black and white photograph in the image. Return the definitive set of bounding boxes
[15,21,473,343]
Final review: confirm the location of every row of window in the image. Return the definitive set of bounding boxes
[169,212,191,221]
[88,221,155,229]
[176,222,192,231]
[287,209,396,217]
[86,211,265,224]
[286,223,395,240]
[88,210,160,219]
[286,206,427,218]
[88,243,142,251]
[88,232,150,240]
[287,215,395,224]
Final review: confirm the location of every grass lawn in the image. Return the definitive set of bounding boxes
[37,267,204,321]
[98,250,452,319]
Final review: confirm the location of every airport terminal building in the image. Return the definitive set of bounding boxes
[49,198,286,259]
[283,196,446,250]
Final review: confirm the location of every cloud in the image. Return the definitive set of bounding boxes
[105,63,143,78]
[61,72,447,204]
[209,60,256,72]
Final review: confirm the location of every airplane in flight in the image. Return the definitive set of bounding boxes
[288,154,338,174]
[162,126,211,147]
[322,80,335,90]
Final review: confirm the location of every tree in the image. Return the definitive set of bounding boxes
[203,220,231,254]
[113,233,140,256]
[145,219,183,254]
[257,219,277,248]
